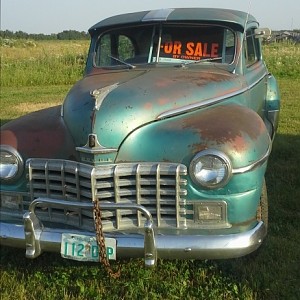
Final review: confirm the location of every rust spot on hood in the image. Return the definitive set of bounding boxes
[173,71,230,86]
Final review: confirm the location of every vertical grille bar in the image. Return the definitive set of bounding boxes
[45,161,50,197]
[113,165,121,229]
[61,162,66,199]
[136,164,142,227]
[61,162,67,222]
[176,165,181,228]
[44,161,52,219]
[28,160,34,201]
[156,164,161,227]
[74,166,82,227]
[75,166,80,201]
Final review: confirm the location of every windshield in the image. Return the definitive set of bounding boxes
[94,24,236,67]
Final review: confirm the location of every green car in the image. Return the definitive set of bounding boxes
[0,8,280,271]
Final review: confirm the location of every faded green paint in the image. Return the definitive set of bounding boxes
[63,67,250,150]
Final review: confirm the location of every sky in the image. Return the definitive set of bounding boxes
[1,0,299,34]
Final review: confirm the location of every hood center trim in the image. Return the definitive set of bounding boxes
[91,83,119,111]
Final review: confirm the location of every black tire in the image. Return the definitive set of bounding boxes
[256,178,268,229]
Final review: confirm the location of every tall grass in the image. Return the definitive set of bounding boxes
[1,39,89,87]
[263,42,300,78]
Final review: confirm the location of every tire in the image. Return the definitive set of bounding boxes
[256,178,268,229]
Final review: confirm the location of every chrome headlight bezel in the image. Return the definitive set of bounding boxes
[0,145,24,182]
[189,149,232,189]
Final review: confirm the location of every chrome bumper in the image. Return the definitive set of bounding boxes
[0,198,267,266]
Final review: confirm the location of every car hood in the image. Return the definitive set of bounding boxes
[63,66,246,149]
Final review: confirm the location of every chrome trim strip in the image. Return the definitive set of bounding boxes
[90,83,119,111]
[76,134,118,154]
[142,9,175,22]
[232,146,271,174]
[76,146,118,154]
[156,72,268,120]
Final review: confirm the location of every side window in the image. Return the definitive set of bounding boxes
[96,34,111,66]
[224,29,235,63]
[245,29,260,66]
[95,34,135,66]
[118,35,135,61]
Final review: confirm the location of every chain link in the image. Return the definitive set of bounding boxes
[93,198,121,279]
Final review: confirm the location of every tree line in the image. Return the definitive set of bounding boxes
[0,30,89,40]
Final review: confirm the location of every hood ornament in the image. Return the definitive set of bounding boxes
[76,133,117,154]
[90,83,119,111]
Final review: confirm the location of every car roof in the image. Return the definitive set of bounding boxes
[89,8,258,33]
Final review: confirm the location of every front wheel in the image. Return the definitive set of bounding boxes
[256,178,268,229]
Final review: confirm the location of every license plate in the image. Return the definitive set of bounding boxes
[61,233,116,261]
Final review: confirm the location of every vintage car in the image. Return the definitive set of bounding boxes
[0,8,280,273]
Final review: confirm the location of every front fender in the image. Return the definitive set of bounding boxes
[117,104,270,163]
[1,106,79,189]
[1,106,78,161]
[116,104,271,194]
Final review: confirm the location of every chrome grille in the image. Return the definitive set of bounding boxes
[27,159,188,231]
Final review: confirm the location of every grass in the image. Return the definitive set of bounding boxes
[263,42,300,78]
[0,39,88,87]
[0,40,300,299]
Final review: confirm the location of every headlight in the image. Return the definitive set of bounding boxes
[189,149,232,189]
[0,145,24,181]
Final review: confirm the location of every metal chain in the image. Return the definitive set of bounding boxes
[93,198,121,279]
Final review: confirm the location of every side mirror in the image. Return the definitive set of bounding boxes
[254,28,272,38]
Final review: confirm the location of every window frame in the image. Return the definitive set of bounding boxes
[244,28,261,67]
[92,23,238,68]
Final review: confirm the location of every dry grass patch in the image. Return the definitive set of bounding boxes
[13,101,62,115]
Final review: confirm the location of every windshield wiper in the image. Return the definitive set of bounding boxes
[184,56,223,65]
[108,55,136,69]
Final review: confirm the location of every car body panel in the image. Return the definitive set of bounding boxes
[63,67,251,149]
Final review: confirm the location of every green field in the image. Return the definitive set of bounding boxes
[0,40,300,300]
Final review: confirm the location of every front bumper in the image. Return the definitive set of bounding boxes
[0,198,267,267]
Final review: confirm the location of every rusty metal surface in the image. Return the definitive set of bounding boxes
[1,106,78,161]
[116,103,271,169]
[63,66,247,150]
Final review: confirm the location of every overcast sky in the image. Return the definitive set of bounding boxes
[1,0,299,34]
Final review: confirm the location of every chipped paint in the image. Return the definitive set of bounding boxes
[63,67,245,149]
[1,106,78,161]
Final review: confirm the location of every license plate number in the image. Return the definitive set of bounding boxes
[61,233,116,261]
